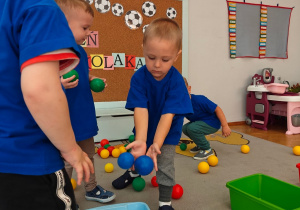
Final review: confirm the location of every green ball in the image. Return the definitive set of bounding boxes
[90,78,105,92]
[132,177,146,192]
[124,143,131,152]
[103,144,111,149]
[128,135,135,143]
[62,69,79,82]
[180,143,187,151]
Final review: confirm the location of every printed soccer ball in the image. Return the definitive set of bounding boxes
[125,10,143,30]
[142,1,156,17]
[166,7,177,19]
[112,3,124,16]
[95,0,110,13]
[85,0,93,4]
[142,24,149,33]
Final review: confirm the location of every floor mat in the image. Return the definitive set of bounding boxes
[176,131,249,157]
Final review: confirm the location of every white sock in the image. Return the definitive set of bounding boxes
[129,171,139,177]
[159,201,171,207]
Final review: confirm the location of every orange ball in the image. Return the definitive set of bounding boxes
[100,149,110,159]
[198,162,209,174]
[241,145,250,154]
[207,155,218,167]
[112,148,121,158]
[70,178,77,190]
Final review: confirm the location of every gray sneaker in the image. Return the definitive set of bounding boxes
[193,149,214,160]
[190,146,201,153]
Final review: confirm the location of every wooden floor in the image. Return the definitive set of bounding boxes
[230,120,300,148]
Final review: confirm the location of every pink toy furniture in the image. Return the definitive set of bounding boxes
[246,74,300,134]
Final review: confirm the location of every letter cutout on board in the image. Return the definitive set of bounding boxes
[103,56,114,70]
[91,54,104,69]
[135,57,145,71]
[125,55,135,70]
[112,53,125,67]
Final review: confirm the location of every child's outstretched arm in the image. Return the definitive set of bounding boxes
[146,113,174,171]
[126,107,148,160]
[215,106,231,137]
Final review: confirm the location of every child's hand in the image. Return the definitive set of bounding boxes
[89,76,108,89]
[125,140,147,159]
[222,125,231,137]
[146,143,161,171]
[61,76,78,89]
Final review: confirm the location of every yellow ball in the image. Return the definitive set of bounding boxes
[112,148,121,158]
[100,149,110,159]
[198,162,209,174]
[241,145,250,154]
[207,155,218,167]
[119,146,127,154]
[70,178,77,190]
[293,146,300,156]
[104,163,114,173]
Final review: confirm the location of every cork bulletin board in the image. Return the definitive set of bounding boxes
[83,0,182,102]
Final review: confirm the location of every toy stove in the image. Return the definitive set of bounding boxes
[246,68,300,135]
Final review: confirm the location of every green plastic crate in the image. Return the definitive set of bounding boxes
[226,174,300,210]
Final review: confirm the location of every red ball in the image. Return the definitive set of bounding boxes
[100,139,109,147]
[107,146,115,156]
[97,147,104,156]
[172,184,183,199]
[151,176,158,187]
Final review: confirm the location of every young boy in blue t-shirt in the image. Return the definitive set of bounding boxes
[112,18,193,210]
[182,78,231,160]
[56,0,115,204]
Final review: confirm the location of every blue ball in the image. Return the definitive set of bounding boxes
[117,152,134,169]
[134,155,154,176]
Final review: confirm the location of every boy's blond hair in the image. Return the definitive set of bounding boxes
[143,18,182,51]
[55,0,94,17]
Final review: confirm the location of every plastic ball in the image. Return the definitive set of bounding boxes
[293,146,300,156]
[63,69,79,82]
[151,176,158,187]
[124,143,131,152]
[241,145,250,154]
[128,135,135,143]
[119,146,127,153]
[112,148,121,158]
[70,178,77,190]
[198,162,209,174]
[107,146,115,156]
[132,177,146,192]
[172,184,183,199]
[104,163,114,173]
[100,139,109,147]
[90,78,105,92]
[97,147,105,156]
[117,152,134,169]
[207,155,218,167]
[103,144,111,149]
[134,155,154,176]
[180,143,187,151]
[100,149,110,159]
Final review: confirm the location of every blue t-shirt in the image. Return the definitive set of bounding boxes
[0,0,79,175]
[185,94,221,129]
[126,65,193,148]
[65,46,98,142]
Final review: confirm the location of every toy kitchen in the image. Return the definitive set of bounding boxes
[246,68,300,135]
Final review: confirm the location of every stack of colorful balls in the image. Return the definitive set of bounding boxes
[97,139,124,159]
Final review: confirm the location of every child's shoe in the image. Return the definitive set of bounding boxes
[112,170,140,189]
[189,145,201,153]
[193,148,214,160]
[158,205,174,210]
[85,185,116,203]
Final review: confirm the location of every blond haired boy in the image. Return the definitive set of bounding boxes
[55,0,115,204]
[112,18,193,210]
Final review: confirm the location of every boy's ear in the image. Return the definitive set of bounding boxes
[174,50,182,61]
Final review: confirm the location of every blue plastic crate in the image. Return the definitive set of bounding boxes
[86,202,150,210]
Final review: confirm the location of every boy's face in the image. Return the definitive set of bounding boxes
[67,9,93,45]
[143,37,181,81]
